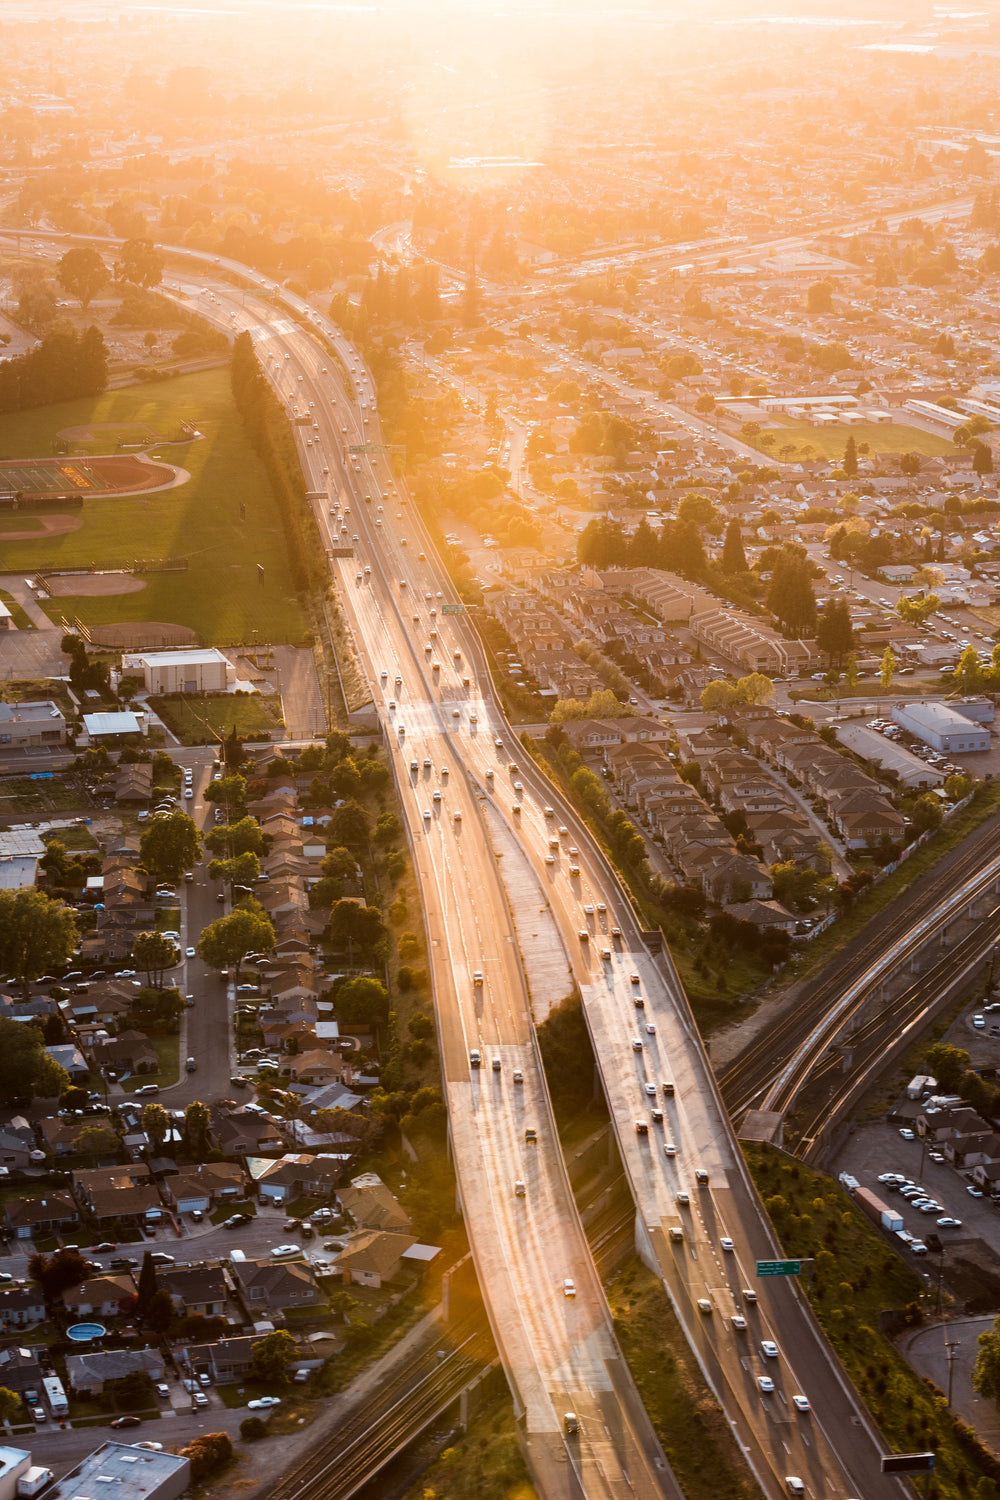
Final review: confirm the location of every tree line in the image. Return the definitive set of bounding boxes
[0,325,107,415]
[230,331,327,595]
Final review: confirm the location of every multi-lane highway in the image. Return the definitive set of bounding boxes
[201,275,908,1500]
[3,227,915,1499]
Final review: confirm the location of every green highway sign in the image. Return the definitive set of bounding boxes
[755,1260,801,1277]
[442,603,465,615]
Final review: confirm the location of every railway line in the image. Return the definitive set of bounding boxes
[720,807,1000,1123]
[267,1322,496,1500]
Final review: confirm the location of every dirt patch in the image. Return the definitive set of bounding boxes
[44,573,147,597]
[0,513,82,541]
[0,455,175,496]
[88,621,196,649]
[87,456,174,490]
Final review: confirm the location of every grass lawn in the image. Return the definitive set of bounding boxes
[0,593,35,630]
[209,1199,256,1226]
[748,421,957,463]
[119,1033,179,1091]
[149,692,282,746]
[0,370,308,646]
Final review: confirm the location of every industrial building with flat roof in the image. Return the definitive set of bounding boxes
[891,702,991,754]
[46,1444,189,1500]
[121,647,235,696]
[0,702,66,749]
[0,1447,30,1500]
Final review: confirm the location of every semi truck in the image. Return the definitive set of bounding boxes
[853,1186,903,1234]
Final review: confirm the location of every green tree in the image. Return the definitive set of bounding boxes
[880,645,896,692]
[207,851,261,891]
[0,1016,68,1102]
[28,1248,89,1298]
[925,1042,970,1092]
[0,889,77,997]
[139,812,201,884]
[700,679,741,715]
[676,493,717,530]
[116,238,164,289]
[137,1251,159,1312]
[132,930,180,990]
[328,901,388,959]
[736,673,775,706]
[74,1125,118,1165]
[183,1100,211,1156]
[204,774,247,812]
[0,1388,21,1433]
[897,594,940,625]
[335,975,390,1026]
[142,1101,169,1152]
[197,904,275,979]
[721,518,747,573]
[842,434,858,477]
[57,247,108,310]
[766,545,816,637]
[145,1288,175,1337]
[328,799,369,846]
[954,644,982,693]
[974,1316,1000,1403]
[205,817,265,858]
[807,280,833,313]
[249,1329,297,1384]
[816,598,855,666]
[974,440,994,476]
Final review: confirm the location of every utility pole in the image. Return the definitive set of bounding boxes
[945,1340,960,1407]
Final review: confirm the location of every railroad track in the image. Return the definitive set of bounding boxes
[790,914,1000,1159]
[719,812,1000,1122]
[267,1320,495,1500]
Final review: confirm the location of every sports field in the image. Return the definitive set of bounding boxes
[0,371,308,646]
[751,421,957,463]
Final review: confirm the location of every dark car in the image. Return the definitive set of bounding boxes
[223,1213,252,1229]
[110,1256,139,1271]
[93,1243,116,1254]
[110,1416,142,1429]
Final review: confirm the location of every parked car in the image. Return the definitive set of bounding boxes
[247,1397,281,1410]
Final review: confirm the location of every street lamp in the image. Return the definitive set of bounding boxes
[946,1339,960,1407]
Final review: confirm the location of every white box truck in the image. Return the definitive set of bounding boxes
[18,1467,53,1497]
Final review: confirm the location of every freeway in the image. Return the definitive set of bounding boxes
[8,227,911,1498]
[214,286,903,1500]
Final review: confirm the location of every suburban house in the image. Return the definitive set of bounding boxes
[0,1288,46,1329]
[183,1335,261,1384]
[333,1230,416,1289]
[159,1266,228,1320]
[5,1193,79,1240]
[63,1276,136,1321]
[338,1175,413,1235]
[66,1347,165,1396]
[230,1258,324,1317]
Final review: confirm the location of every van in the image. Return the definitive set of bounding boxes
[228,1249,246,1263]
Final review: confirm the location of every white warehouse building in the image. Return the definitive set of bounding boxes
[890,702,990,754]
[121,648,235,696]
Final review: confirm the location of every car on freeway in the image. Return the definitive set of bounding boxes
[761,1340,779,1358]
[792,1394,810,1413]
[720,1237,735,1252]
[742,1288,757,1304]
[697,1299,712,1315]
[757,1376,774,1394]
[644,1083,656,1096]
[664,1142,677,1157]
[563,1279,576,1297]
[732,1315,747,1331]
[675,1190,689,1205]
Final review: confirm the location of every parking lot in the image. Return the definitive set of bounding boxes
[835,721,946,789]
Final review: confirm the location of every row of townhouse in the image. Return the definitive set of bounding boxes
[677,725,830,872]
[601,739,776,906]
[739,712,905,848]
[79,834,154,966]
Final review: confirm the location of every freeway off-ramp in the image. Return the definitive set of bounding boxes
[8,228,912,1500]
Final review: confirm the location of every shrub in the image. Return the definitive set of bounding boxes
[240,1417,268,1442]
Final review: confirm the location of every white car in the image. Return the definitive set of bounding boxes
[185,947,196,959]
[247,1397,282,1410]
[563,1278,576,1297]
[720,1237,734,1252]
[758,1375,774,1394]
[270,1244,301,1259]
[761,1340,779,1359]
